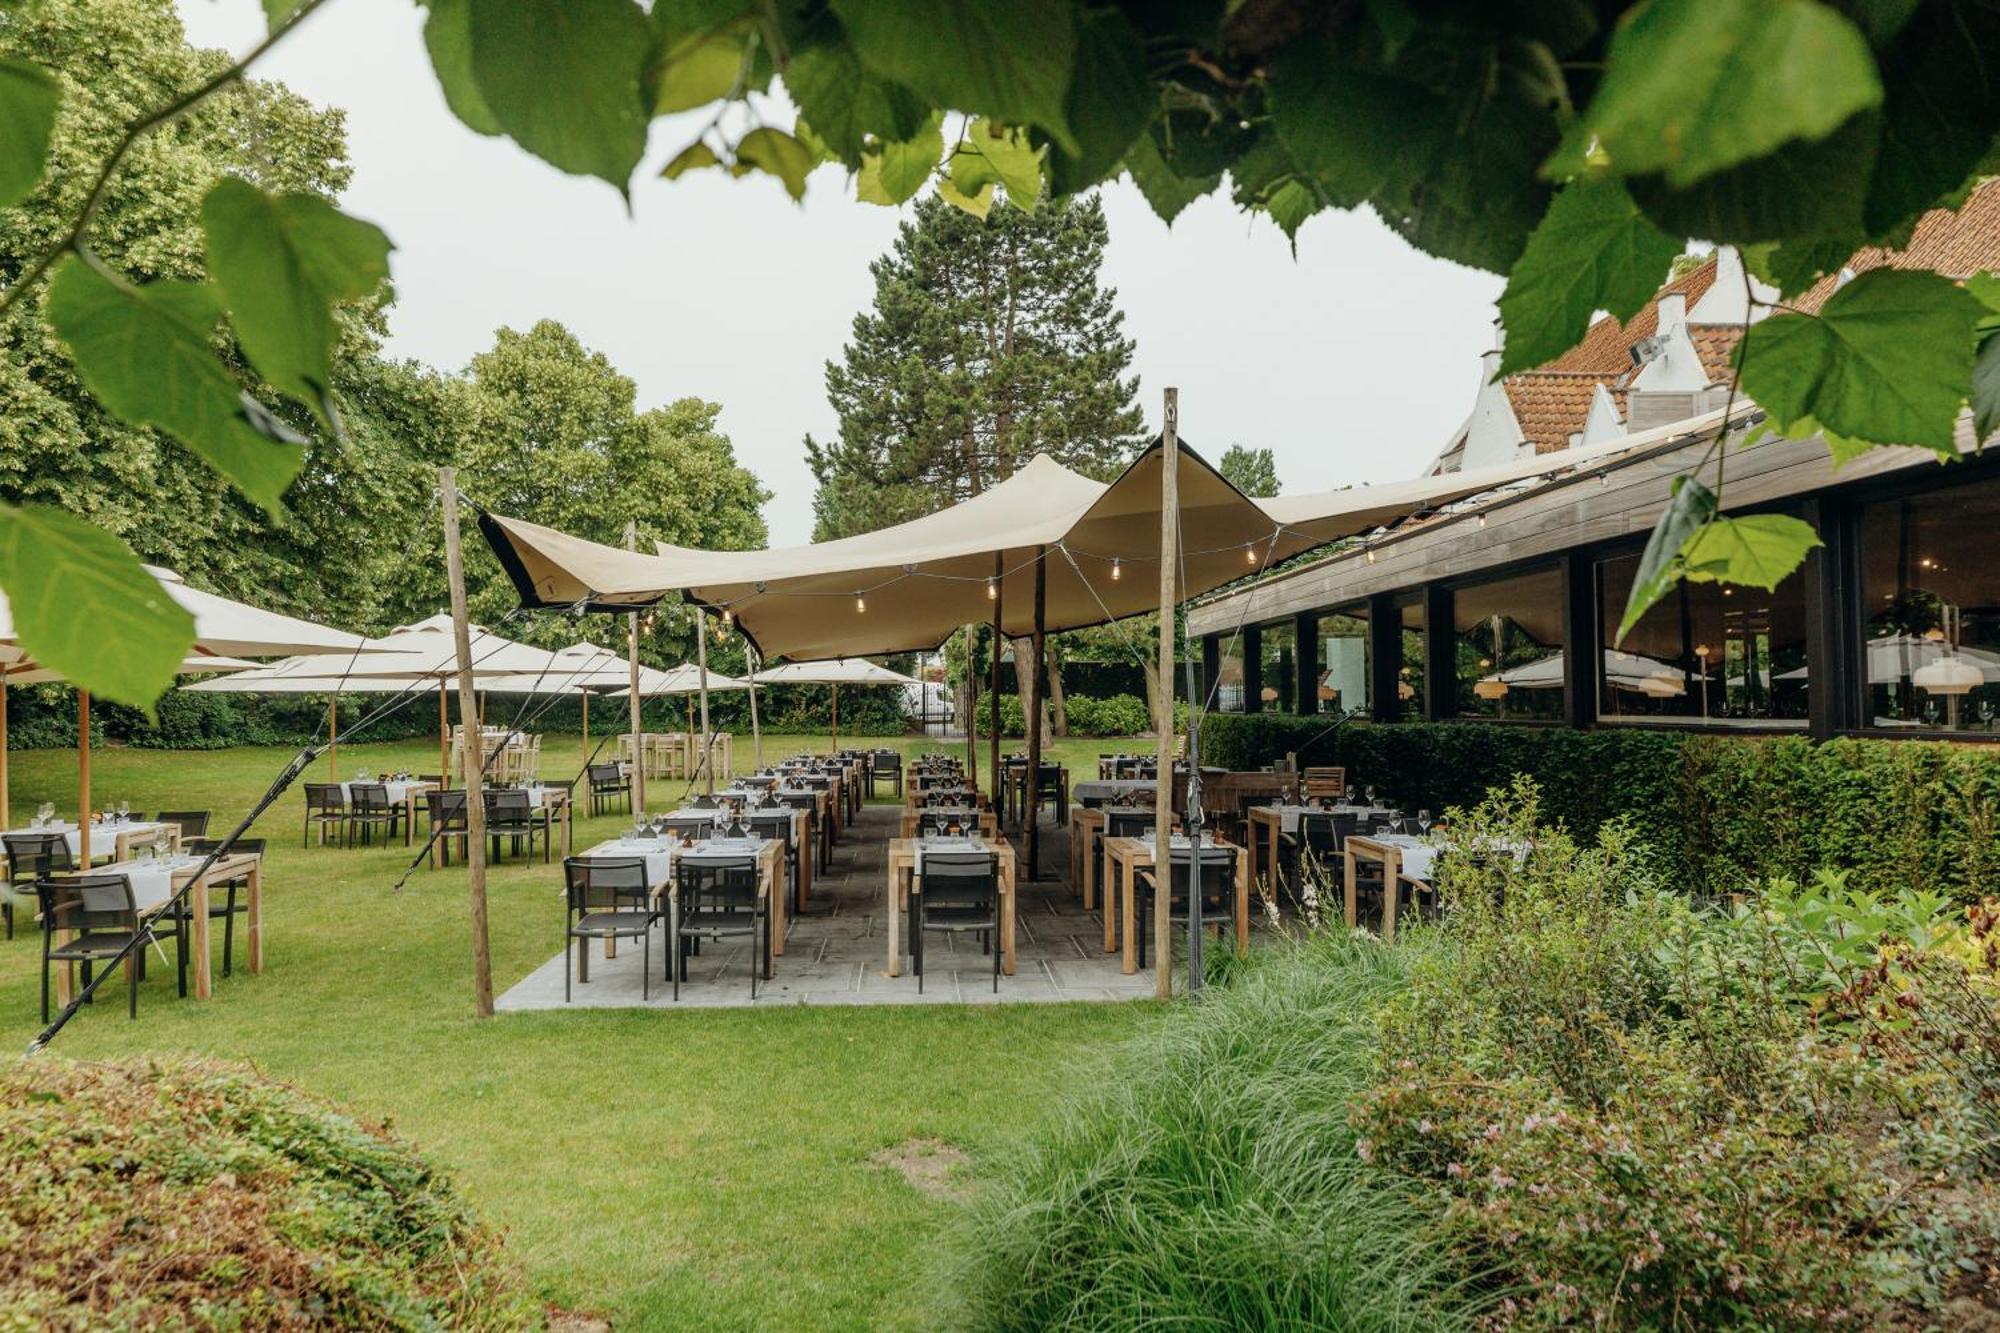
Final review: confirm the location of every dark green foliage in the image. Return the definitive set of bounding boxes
[0,1056,535,1327]
[1198,715,2000,899]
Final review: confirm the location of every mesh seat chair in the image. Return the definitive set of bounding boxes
[1290,813,1342,904]
[1135,845,1237,970]
[1100,807,1164,897]
[423,790,471,868]
[670,855,766,1001]
[346,783,401,848]
[690,793,720,810]
[870,749,903,798]
[562,857,656,1002]
[36,872,181,1021]
[747,809,801,913]
[180,837,262,977]
[662,813,715,842]
[3,832,73,940]
[911,850,1001,993]
[484,789,547,864]
[776,792,821,870]
[586,762,631,817]
[152,811,210,838]
[303,783,347,848]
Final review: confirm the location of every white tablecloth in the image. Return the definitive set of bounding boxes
[1372,834,1529,882]
[914,835,997,875]
[1265,803,1395,833]
[6,821,172,861]
[85,859,182,913]
[578,839,674,889]
[341,780,422,805]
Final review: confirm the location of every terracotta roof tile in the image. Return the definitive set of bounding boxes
[1688,324,1743,381]
[1534,259,1718,375]
[1794,177,2000,313]
[1504,373,1631,453]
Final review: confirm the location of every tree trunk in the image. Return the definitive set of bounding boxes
[1047,646,1069,737]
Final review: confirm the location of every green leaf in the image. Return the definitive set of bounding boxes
[1681,513,1823,588]
[1497,176,1683,376]
[834,0,1076,152]
[0,504,195,714]
[1627,111,1878,246]
[1044,8,1151,195]
[1617,476,1717,642]
[422,0,502,136]
[661,140,722,180]
[1742,234,1865,299]
[783,40,930,167]
[936,173,995,219]
[200,179,392,431]
[961,119,1042,210]
[43,257,304,515]
[466,0,651,193]
[1123,130,1216,226]
[1738,268,1980,454]
[1263,180,1324,247]
[261,0,306,27]
[1863,0,2000,235]
[0,58,60,209]
[1973,333,2000,445]
[1550,0,1882,187]
[648,16,753,116]
[732,127,815,202]
[856,115,941,206]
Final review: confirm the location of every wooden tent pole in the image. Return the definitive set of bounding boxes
[625,521,646,815]
[0,669,10,832]
[440,467,494,1018]
[989,553,1003,807]
[830,682,838,753]
[438,680,448,787]
[963,625,977,789]
[694,605,714,790]
[581,689,589,754]
[1155,389,1180,999]
[1025,546,1047,878]
[76,690,90,868]
[328,697,338,776]
[746,645,764,770]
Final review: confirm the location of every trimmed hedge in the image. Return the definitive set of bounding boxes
[1200,715,2000,899]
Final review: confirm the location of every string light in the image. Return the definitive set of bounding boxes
[1110,558,1121,581]
[1365,548,1376,564]
[1477,513,1487,529]
[986,578,998,601]
[855,593,867,614]
[1245,546,1259,566]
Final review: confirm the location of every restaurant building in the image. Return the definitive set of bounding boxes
[1189,185,2000,743]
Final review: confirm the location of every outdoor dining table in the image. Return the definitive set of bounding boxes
[571,834,787,980]
[50,849,263,1004]
[898,806,999,840]
[663,804,813,905]
[1245,803,1396,894]
[883,836,1017,979]
[336,779,438,848]
[3,818,182,868]
[1342,833,1526,942]
[1101,833,1250,974]
[906,783,983,810]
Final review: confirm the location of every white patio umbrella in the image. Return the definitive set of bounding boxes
[752,657,918,751]
[1481,649,1686,693]
[0,565,368,858]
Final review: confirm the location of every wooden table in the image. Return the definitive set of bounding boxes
[884,839,1016,979]
[1246,805,1285,896]
[51,851,262,1006]
[1103,835,1250,975]
[1069,807,1105,913]
[899,809,999,839]
[4,820,185,872]
[575,838,787,982]
[1341,835,1429,944]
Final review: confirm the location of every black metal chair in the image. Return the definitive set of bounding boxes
[662,813,715,842]
[562,857,655,1002]
[776,792,822,871]
[303,783,347,848]
[870,749,903,798]
[424,790,470,868]
[671,854,765,1001]
[36,872,181,1021]
[1135,845,1236,970]
[347,783,400,847]
[152,810,211,838]
[174,837,263,979]
[912,850,1001,994]
[484,789,547,864]
[747,809,801,913]
[3,831,72,940]
[586,762,631,817]
[1101,807,1166,908]
[690,793,720,809]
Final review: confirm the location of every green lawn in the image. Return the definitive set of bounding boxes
[0,732,1153,1330]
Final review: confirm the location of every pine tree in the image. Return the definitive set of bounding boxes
[806,192,1145,739]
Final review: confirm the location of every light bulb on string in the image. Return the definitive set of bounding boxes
[855,593,867,614]
[1365,547,1376,564]
[1245,545,1259,566]
[721,608,733,628]
[1477,513,1487,528]
[1111,558,1121,582]
[986,578,997,601]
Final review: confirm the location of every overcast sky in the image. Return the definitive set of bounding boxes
[178,0,1506,545]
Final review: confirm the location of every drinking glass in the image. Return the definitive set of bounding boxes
[1418,809,1432,838]
[117,799,130,821]
[37,802,53,827]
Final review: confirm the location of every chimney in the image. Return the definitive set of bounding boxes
[1656,291,1686,339]
[1482,317,1505,383]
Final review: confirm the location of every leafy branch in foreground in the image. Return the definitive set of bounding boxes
[3,0,2000,704]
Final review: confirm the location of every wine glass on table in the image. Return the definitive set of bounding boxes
[1417,809,1432,840]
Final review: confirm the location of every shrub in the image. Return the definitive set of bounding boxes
[949,933,1481,1331]
[1062,692,1150,736]
[0,1056,537,1329]
[1199,716,2000,901]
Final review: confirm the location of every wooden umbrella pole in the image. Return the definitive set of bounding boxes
[963,625,977,789]
[746,644,764,770]
[581,689,589,756]
[76,690,90,868]
[440,467,494,1019]
[1155,389,1180,1000]
[438,680,449,788]
[328,696,338,776]
[0,670,10,832]
[830,682,838,754]
[694,605,714,790]
[990,553,1004,808]
[1024,545,1047,878]
[625,521,646,815]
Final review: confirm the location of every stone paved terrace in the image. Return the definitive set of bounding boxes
[497,803,1188,1010]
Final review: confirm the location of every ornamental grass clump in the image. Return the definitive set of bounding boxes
[0,1055,538,1330]
[949,932,1480,1332]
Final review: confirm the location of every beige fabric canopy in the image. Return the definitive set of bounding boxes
[479,434,1654,662]
[751,657,917,686]
[606,663,749,698]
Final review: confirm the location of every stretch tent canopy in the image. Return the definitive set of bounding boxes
[479,431,1658,662]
